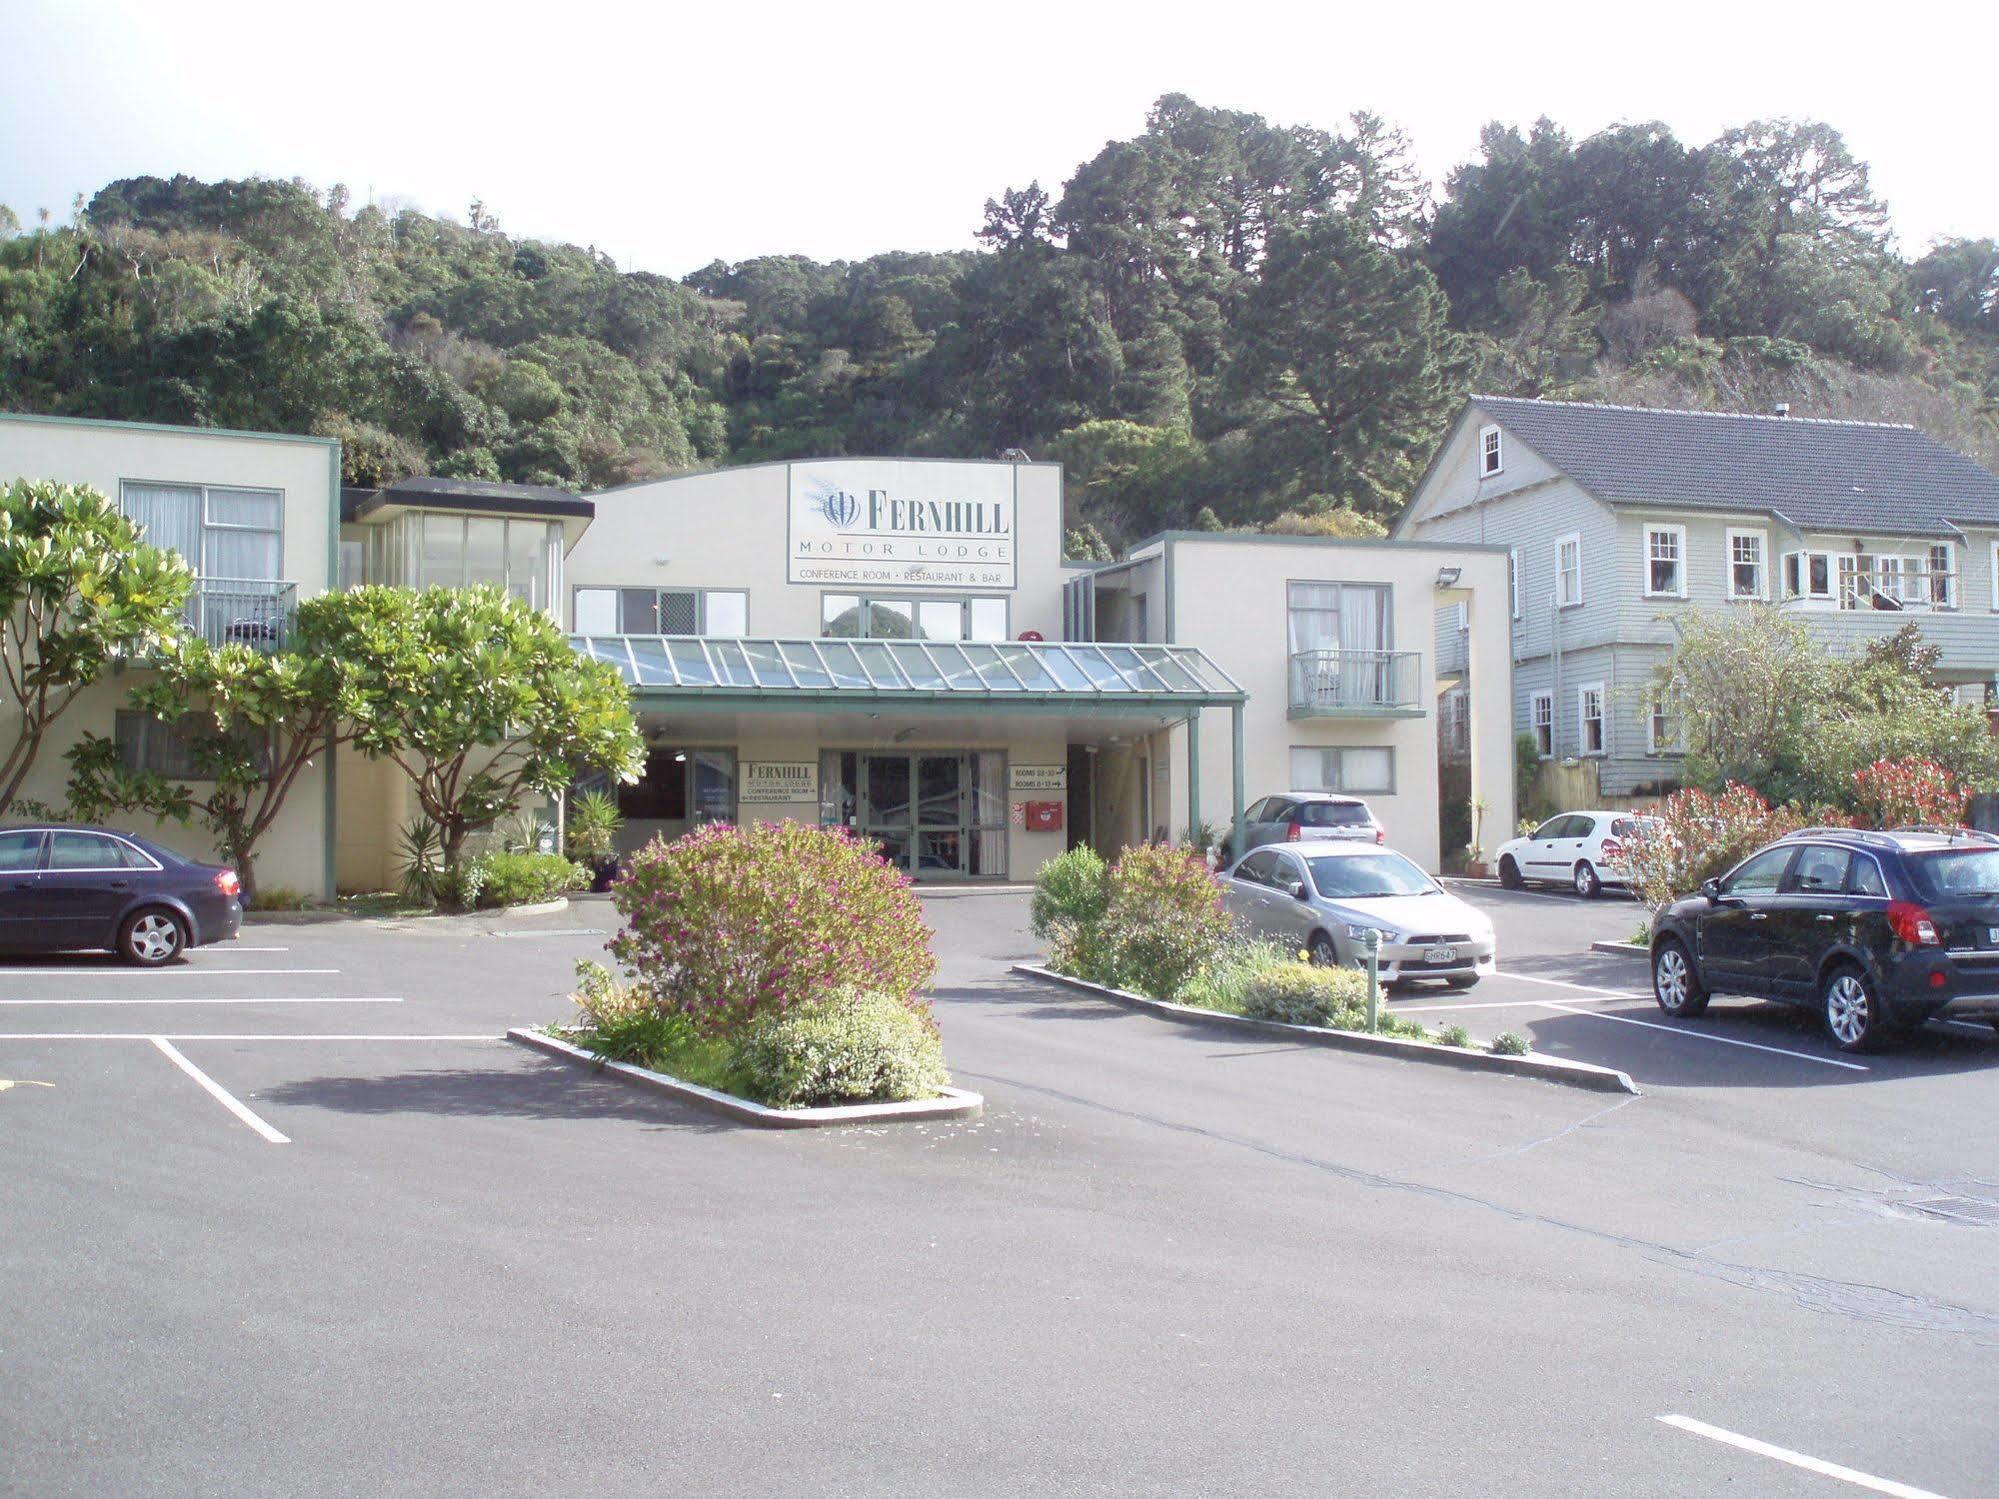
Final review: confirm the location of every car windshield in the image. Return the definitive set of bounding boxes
[1296,801,1371,827]
[1906,848,1999,900]
[1306,852,1434,899]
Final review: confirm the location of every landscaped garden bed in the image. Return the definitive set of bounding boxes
[520,819,980,1124]
[1024,844,1636,1095]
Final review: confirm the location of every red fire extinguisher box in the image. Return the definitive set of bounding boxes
[1023,800,1064,832]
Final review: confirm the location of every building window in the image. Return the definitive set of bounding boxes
[1727,529,1767,600]
[1781,550,1834,602]
[1929,543,1956,608]
[1478,424,1503,477]
[1646,697,1680,755]
[1508,548,1520,619]
[1555,533,1582,608]
[1531,692,1553,758]
[1578,684,1606,756]
[821,594,1008,641]
[120,482,283,581]
[1286,581,1391,665]
[367,512,561,609]
[1644,524,1686,598]
[618,747,736,822]
[1289,745,1395,795]
[115,710,268,781]
[574,587,748,636]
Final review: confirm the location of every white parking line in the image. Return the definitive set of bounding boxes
[1533,1000,1868,1071]
[1657,1414,1947,1497]
[0,997,401,1006]
[149,1036,290,1145]
[1493,969,1651,999]
[0,1033,499,1041]
[0,975,335,987]
[487,927,601,939]
[1391,998,1619,1014]
[223,946,290,953]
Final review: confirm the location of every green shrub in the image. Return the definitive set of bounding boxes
[1098,843,1231,999]
[733,990,948,1107]
[1438,1024,1473,1048]
[1240,961,1370,1026]
[610,821,936,1036]
[565,788,624,862]
[473,851,588,908]
[1031,844,1109,939]
[1491,1031,1531,1056]
[1179,936,1296,1014]
[570,960,748,1094]
[397,817,445,905]
[249,885,311,912]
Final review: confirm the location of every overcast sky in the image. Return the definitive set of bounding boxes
[5,0,1993,277]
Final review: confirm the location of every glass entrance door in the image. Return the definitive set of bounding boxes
[830,751,1008,880]
[914,754,966,876]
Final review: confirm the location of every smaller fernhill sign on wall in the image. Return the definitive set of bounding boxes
[788,460,1016,589]
[740,762,819,803]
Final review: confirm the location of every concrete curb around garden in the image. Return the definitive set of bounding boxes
[1590,940,1650,960]
[1011,963,1640,1097]
[507,1027,986,1128]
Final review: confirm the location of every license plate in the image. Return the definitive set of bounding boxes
[1425,945,1458,965]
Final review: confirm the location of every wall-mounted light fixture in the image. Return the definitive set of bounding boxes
[1435,566,1463,588]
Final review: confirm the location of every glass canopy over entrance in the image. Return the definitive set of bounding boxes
[573,635,1244,703]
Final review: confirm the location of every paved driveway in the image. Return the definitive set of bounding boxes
[1,892,1993,1496]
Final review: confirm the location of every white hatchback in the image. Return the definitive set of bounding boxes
[1494,811,1657,898]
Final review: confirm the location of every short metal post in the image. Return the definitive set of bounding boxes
[1363,928,1380,1033]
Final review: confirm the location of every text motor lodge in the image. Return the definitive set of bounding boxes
[801,490,1012,562]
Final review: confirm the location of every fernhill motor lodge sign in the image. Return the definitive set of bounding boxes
[788,460,1016,589]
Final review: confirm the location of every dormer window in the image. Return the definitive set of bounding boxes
[1478,425,1503,477]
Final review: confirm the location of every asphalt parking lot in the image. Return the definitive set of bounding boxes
[2,887,1994,1497]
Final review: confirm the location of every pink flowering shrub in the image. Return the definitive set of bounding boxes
[1097,842,1232,999]
[1850,758,1969,830]
[609,821,937,1037]
[1626,783,1846,909]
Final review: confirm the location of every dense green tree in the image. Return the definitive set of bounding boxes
[1230,214,1467,514]
[0,480,193,815]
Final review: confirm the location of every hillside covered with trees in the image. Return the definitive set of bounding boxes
[2,95,1996,556]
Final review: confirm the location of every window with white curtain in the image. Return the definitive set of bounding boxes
[1286,581,1391,659]
[1289,745,1395,794]
[407,512,559,609]
[1555,534,1582,607]
[120,482,282,581]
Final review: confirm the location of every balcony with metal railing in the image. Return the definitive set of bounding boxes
[184,578,298,650]
[1287,649,1424,718]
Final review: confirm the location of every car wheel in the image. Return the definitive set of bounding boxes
[1573,861,1602,899]
[1498,856,1523,890]
[1822,964,1895,1053]
[1308,932,1341,968]
[1445,974,1480,990]
[1652,938,1709,1017]
[119,908,186,967]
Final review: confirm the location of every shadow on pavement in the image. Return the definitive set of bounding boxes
[258,1057,735,1131]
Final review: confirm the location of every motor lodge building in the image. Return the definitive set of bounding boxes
[0,412,1516,894]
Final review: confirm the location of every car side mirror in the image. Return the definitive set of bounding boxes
[1287,880,1309,902]
[1700,877,1722,901]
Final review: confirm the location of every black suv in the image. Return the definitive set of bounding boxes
[1649,827,1999,1052]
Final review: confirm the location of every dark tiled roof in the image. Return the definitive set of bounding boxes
[343,474,594,523]
[1474,396,1999,534]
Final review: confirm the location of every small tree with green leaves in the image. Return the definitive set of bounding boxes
[0,479,193,815]
[339,584,643,889]
[63,592,380,904]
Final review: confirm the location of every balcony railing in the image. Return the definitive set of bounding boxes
[1779,561,1959,613]
[1287,649,1423,717]
[185,578,298,650]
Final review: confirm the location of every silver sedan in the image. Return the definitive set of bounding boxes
[1222,843,1497,988]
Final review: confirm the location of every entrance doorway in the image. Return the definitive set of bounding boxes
[820,751,1008,879]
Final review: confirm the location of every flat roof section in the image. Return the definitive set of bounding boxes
[575,635,1245,715]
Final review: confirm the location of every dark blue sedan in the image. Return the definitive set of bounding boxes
[0,825,242,965]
